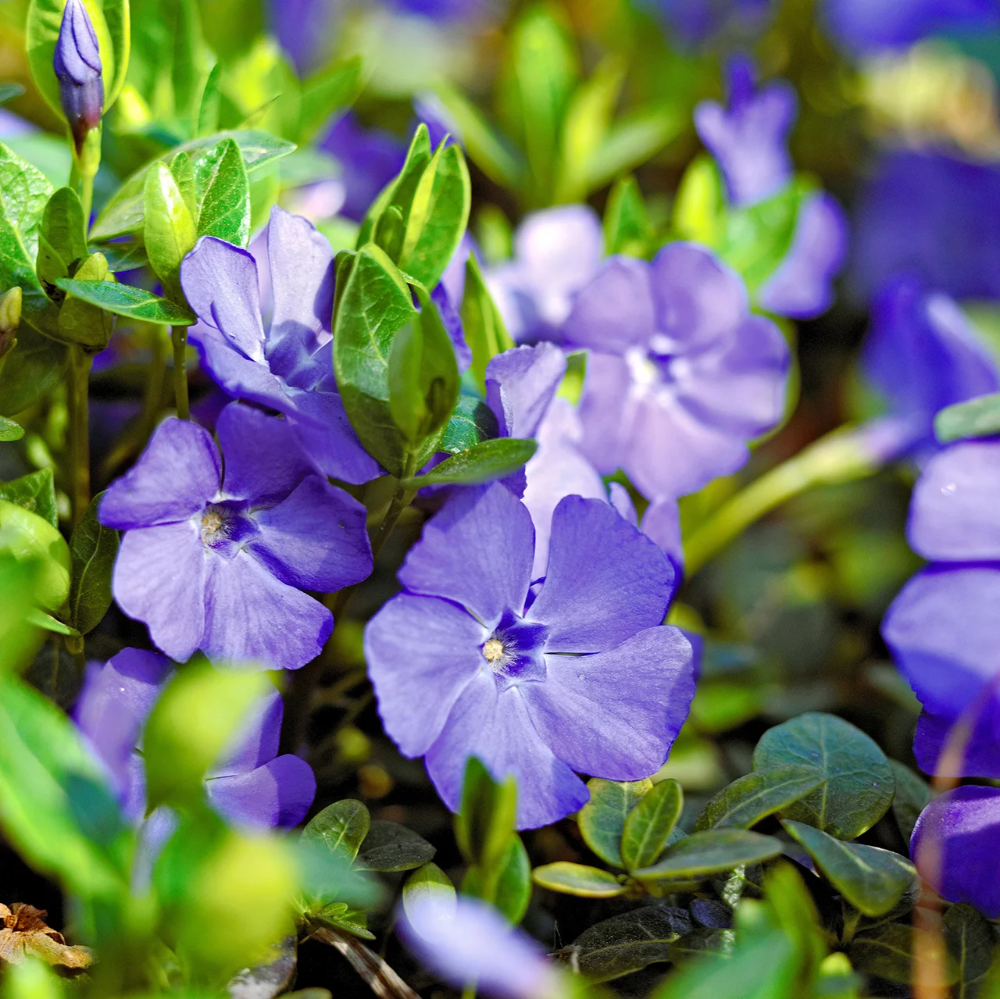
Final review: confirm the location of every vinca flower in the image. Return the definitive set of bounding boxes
[182,206,380,485]
[75,648,316,828]
[53,0,103,152]
[648,0,775,46]
[100,402,373,670]
[366,482,695,828]
[563,242,790,499]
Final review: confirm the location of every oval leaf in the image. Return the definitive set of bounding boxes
[578,778,652,868]
[194,138,251,247]
[68,493,118,636]
[633,829,783,881]
[54,279,196,325]
[695,765,826,832]
[355,820,435,873]
[621,779,683,872]
[403,437,538,488]
[0,417,24,441]
[402,863,455,921]
[301,800,371,866]
[935,392,1000,444]
[532,862,627,898]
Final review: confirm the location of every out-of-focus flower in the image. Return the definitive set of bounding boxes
[646,0,775,47]
[910,786,1000,917]
[563,243,789,500]
[486,206,604,345]
[53,0,103,152]
[99,403,373,670]
[365,483,694,828]
[268,0,343,75]
[392,0,502,22]
[182,206,380,484]
[398,894,566,999]
[852,150,1000,303]
[883,437,1000,777]
[75,648,316,827]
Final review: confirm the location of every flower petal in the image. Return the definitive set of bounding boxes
[913,709,1000,779]
[207,755,316,829]
[576,352,633,475]
[210,688,284,777]
[485,343,567,440]
[288,390,383,485]
[366,593,486,757]
[562,256,655,355]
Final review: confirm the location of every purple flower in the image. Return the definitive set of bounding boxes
[182,207,380,485]
[365,482,695,829]
[53,0,103,152]
[647,0,775,46]
[882,438,1000,778]
[392,0,501,22]
[852,151,1000,303]
[75,648,316,828]
[268,0,343,75]
[398,895,565,999]
[563,243,790,500]
[860,276,999,460]
[99,402,373,670]
[486,206,604,345]
[910,787,1000,918]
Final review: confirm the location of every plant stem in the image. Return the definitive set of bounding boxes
[69,345,93,529]
[682,426,882,578]
[170,325,190,419]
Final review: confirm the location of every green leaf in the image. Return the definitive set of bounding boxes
[634,829,783,881]
[752,713,895,840]
[532,862,627,898]
[0,468,58,526]
[0,85,25,106]
[91,130,295,240]
[848,924,918,985]
[355,820,435,873]
[673,154,725,247]
[55,279,196,325]
[584,105,684,195]
[567,906,692,983]
[578,778,652,868]
[302,800,372,866]
[694,765,826,832]
[402,863,455,920]
[0,672,132,900]
[621,780,683,872]
[96,240,148,272]
[143,162,197,298]
[0,416,24,441]
[464,834,532,924]
[403,437,537,489]
[604,175,652,257]
[0,499,70,612]
[455,756,517,873]
[889,760,933,847]
[68,492,118,635]
[944,903,995,998]
[56,252,115,350]
[196,62,223,138]
[935,392,1000,444]
[298,57,363,143]
[782,821,916,918]
[462,253,516,393]
[0,326,67,417]
[194,138,251,247]
[439,394,500,454]
[36,187,88,293]
[764,862,827,990]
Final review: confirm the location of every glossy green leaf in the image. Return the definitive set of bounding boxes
[848,924,918,985]
[56,253,115,350]
[935,392,1000,444]
[170,151,198,220]
[455,757,517,873]
[944,903,995,998]
[621,780,683,872]
[55,279,196,325]
[97,240,148,272]
[578,778,652,868]
[194,138,251,247]
[68,492,118,635]
[439,395,500,454]
[889,760,933,846]
[0,499,70,611]
[302,800,371,866]
[532,862,627,898]
[462,253,516,392]
[0,468,58,527]
[143,163,197,299]
[464,834,532,924]
[604,174,652,257]
[568,906,692,983]
[634,829,782,881]
[695,765,826,832]
[36,187,88,293]
[196,62,223,137]
[0,416,24,441]
[402,863,455,921]
[782,820,916,917]
[359,126,432,247]
[403,437,537,488]
[752,713,895,840]
[355,820,435,873]
[299,57,363,143]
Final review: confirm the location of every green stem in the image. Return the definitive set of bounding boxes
[170,325,190,419]
[69,345,93,529]
[683,427,882,578]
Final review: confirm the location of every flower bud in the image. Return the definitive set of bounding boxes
[0,287,22,360]
[52,0,103,152]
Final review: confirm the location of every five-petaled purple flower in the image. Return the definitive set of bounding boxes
[100,402,373,670]
[75,648,316,828]
[182,206,380,485]
[563,242,790,500]
[365,482,695,829]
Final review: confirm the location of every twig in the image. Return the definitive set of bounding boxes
[310,926,419,999]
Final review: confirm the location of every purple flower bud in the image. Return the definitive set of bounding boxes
[53,0,103,152]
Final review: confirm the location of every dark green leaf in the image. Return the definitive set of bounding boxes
[68,492,119,635]
[439,394,499,454]
[36,188,88,292]
[935,393,1000,444]
[532,862,627,898]
[604,175,652,257]
[56,253,115,350]
[0,416,24,441]
[355,820,435,873]
[462,243,515,393]
[567,906,692,983]
[402,863,455,920]
[752,713,895,840]
[194,138,251,247]
[621,779,683,872]
[0,468,58,526]
[782,821,916,918]
[944,902,996,998]
[403,437,537,488]
[299,57,362,143]
[55,279,196,325]
[455,757,517,872]
[302,800,371,866]
[695,765,826,832]
[889,760,933,846]
[0,326,67,417]
[94,240,148,272]
[634,829,783,881]
[143,163,197,297]
[848,924,917,985]
[578,778,651,868]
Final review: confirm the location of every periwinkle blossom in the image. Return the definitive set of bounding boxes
[882,437,1000,778]
[563,242,790,500]
[182,206,380,484]
[99,402,373,670]
[486,206,604,345]
[53,0,103,152]
[643,0,775,46]
[75,648,315,828]
[365,482,695,829]
[398,895,565,999]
